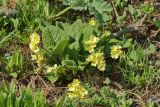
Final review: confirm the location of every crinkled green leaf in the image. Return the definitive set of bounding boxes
[140,4,154,14]
[89,0,112,25]
[62,59,76,66]
[63,0,89,10]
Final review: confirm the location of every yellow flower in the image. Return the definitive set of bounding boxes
[86,52,106,71]
[87,53,97,66]
[68,92,77,99]
[29,42,39,53]
[29,32,41,53]
[97,60,106,71]
[37,53,44,61]
[31,53,45,67]
[31,54,37,60]
[86,44,96,53]
[111,45,123,59]
[29,32,45,69]
[68,79,80,91]
[68,79,88,99]
[36,53,45,66]
[30,32,40,44]
[89,18,96,26]
[46,64,58,73]
[85,35,99,45]
[78,86,88,99]
[85,35,100,53]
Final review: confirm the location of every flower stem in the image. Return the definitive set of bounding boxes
[47,6,72,20]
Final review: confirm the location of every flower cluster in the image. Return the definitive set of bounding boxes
[85,35,100,53]
[85,35,106,71]
[68,79,88,99]
[111,45,123,59]
[29,32,45,67]
[87,52,106,71]
[29,32,40,53]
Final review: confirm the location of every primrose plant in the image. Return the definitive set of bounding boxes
[27,17,129,83]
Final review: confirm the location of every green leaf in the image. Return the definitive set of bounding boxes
[47,75,59,83]
[61,59,79,75]
[129,50,138,61]
[134,9,141,18]
[89,0,113,25]
[155,20,160,28]
[146,43,156,54]
[58,94,67,107]
[128,5,134,15]
[63,0,89,10]
[100,86,109,97]
[117,11,126,24]
[0,32,14,48]
[0,81,8,93]
[53,39,69,55]
[5,50,23,74]
[137,48,145,60]
[123,38,132,48]
[10,72,17,78]
[109,38,121,43]
[103,78,110,85]
[10,18,19,29]
[140,4,154,14]
[62,60,76,66]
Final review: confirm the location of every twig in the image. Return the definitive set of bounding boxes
[154,2,160,9]
[47,6,72,20]
[113,14,147,37]
[150,29,160,38]
[132,14,147,27]
[37,74,49,89]
[111,82,123,90]
[128,91,146,106]
[111,1,121,29]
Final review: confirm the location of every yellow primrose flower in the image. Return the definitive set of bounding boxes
[85,35,100,53]
[78,86,88,99]
[68,92,77,99]
[111,45,123,59]
[86,44,96,53]
[29,32,41,53]
[29,32,46,70]
[68,79,88,99]
[31,53,45,67]
[86,52,106,71]
[87,53,97,66]
[89,18,96,26]
[30,32,40,44]
[72,79,81,85]
[31,54,37,60]
[37,53,44,61]
[85,35,100,45]
[36,53,45,66]
[68,79,80,91]
[97,60,106,71]
[46,64,58,73]
[29,42,39,53]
